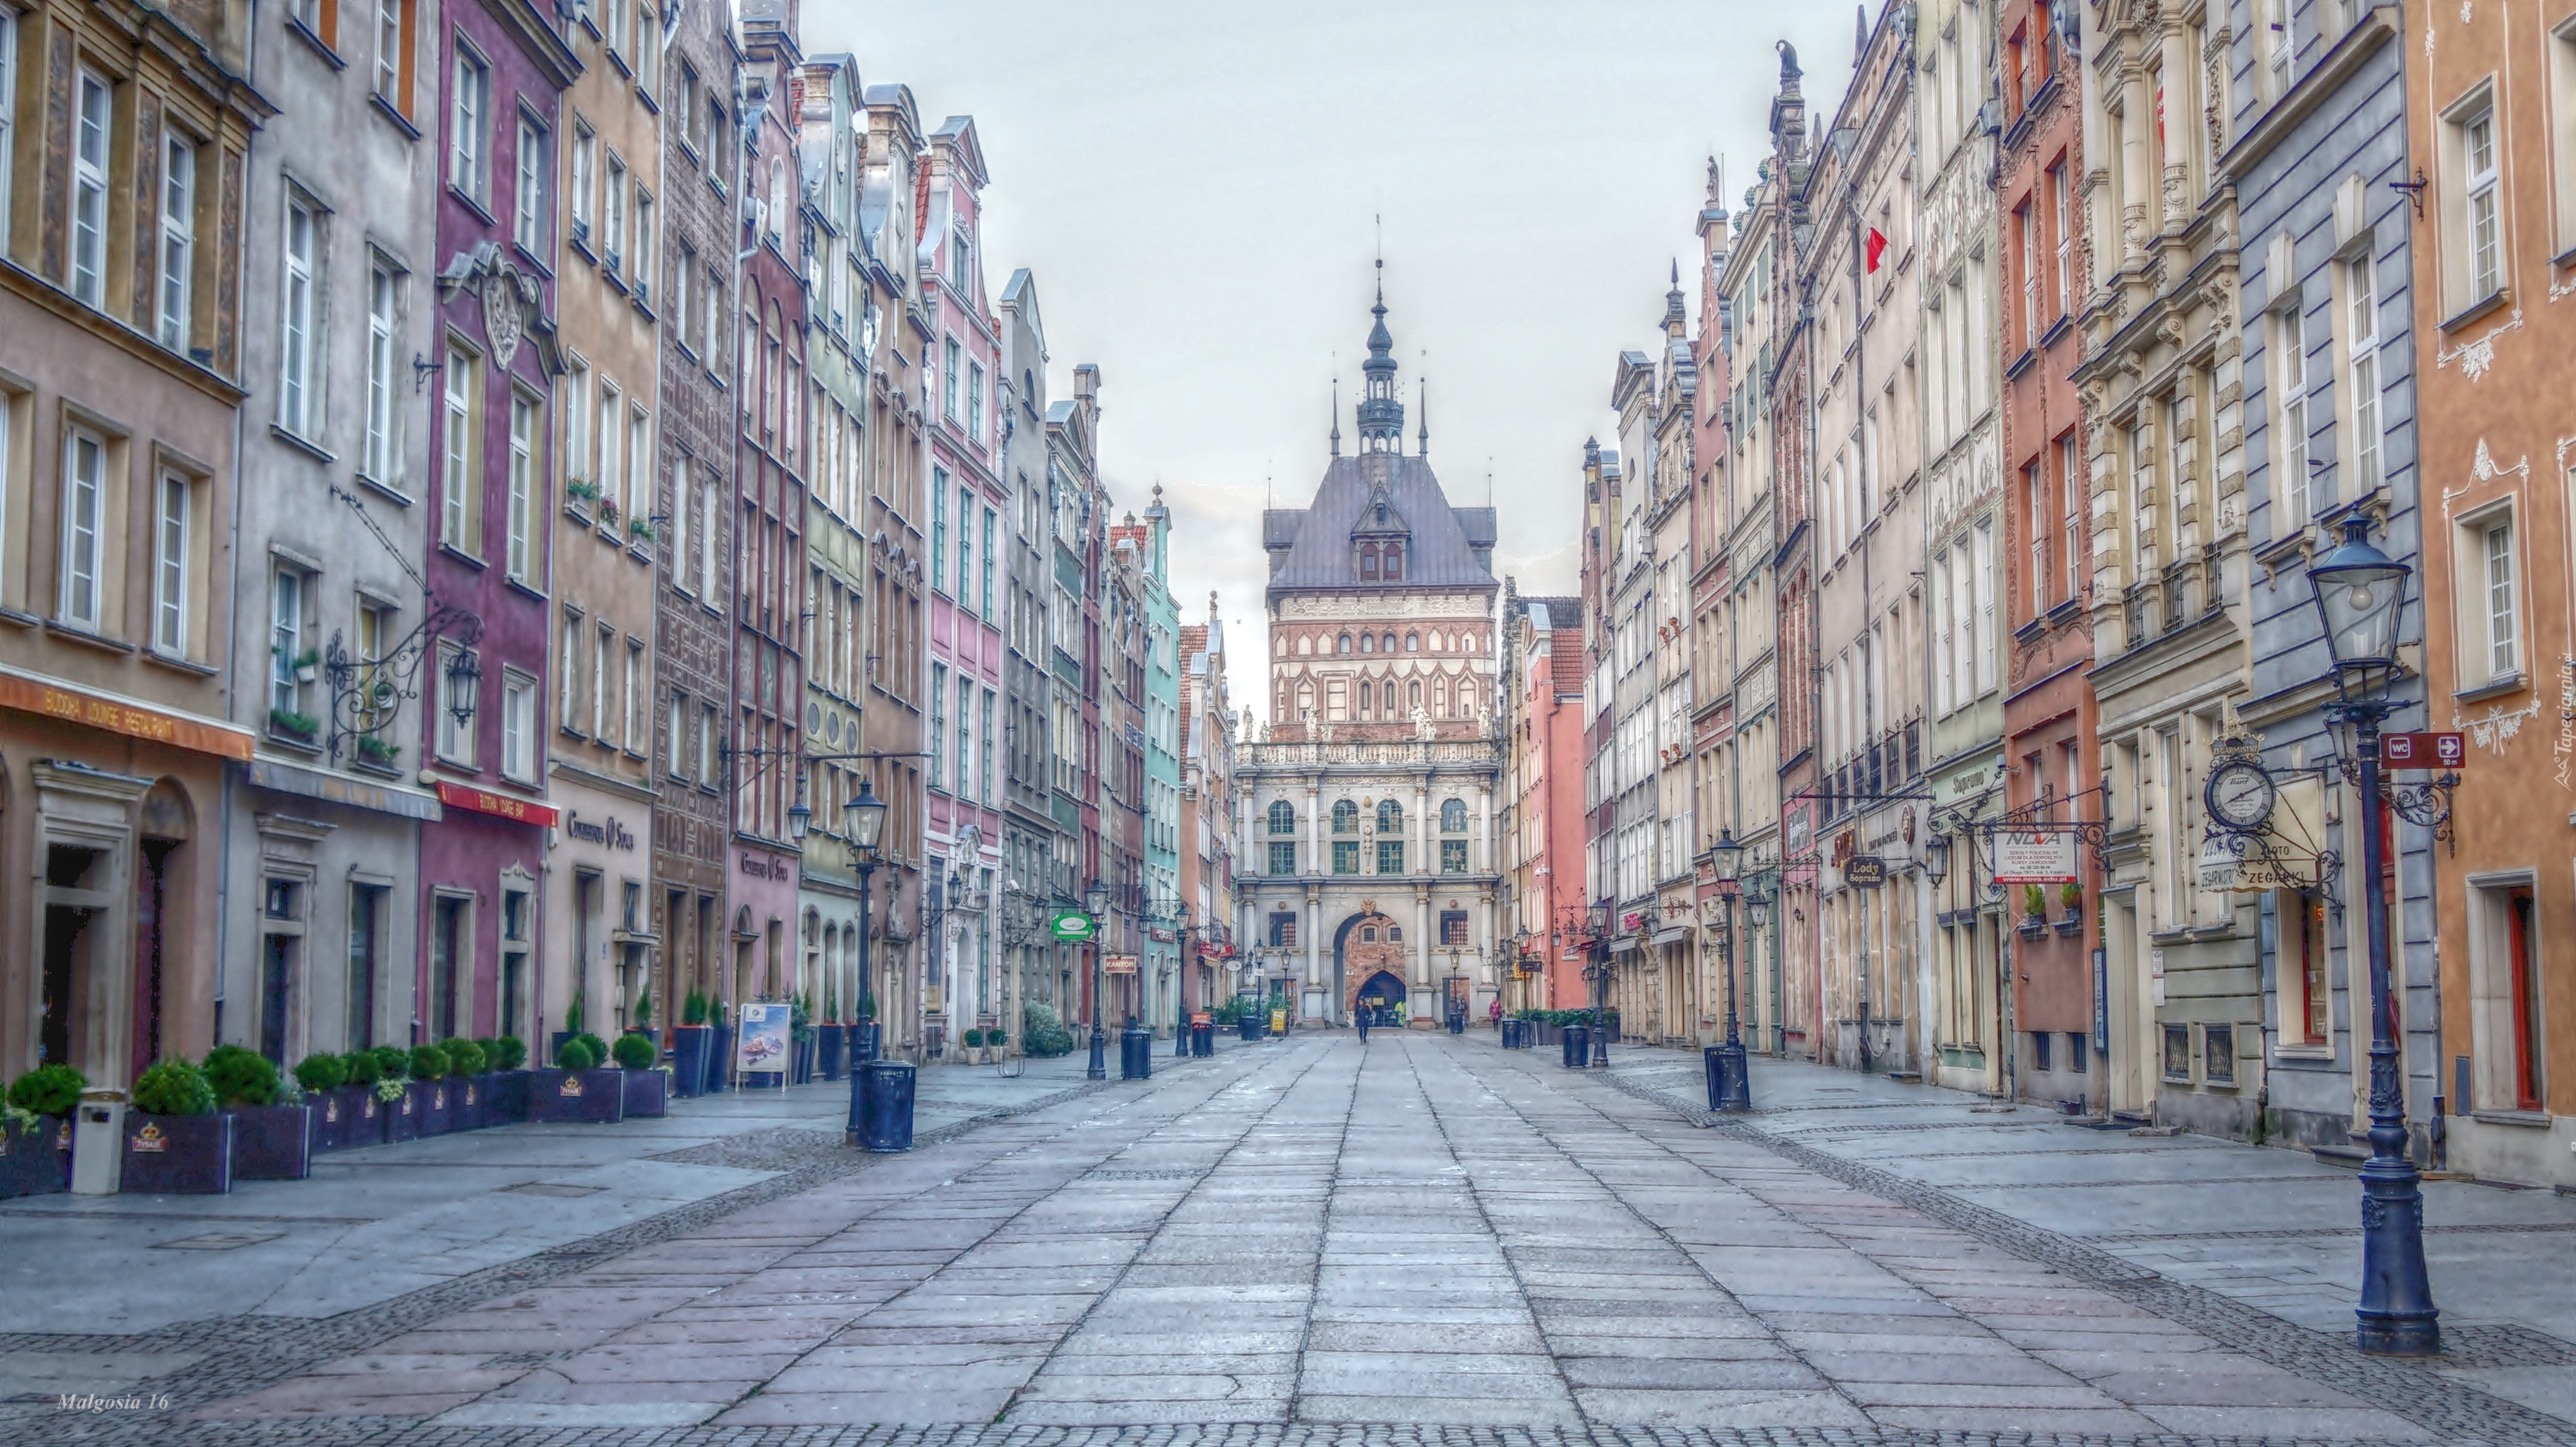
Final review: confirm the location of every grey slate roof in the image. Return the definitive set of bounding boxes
[1262,453,1497,593]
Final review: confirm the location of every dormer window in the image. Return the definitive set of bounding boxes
[1359,543,1378,581]
[1382,544,1402,581]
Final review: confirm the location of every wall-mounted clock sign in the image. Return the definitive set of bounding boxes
[2205,758,2277,831]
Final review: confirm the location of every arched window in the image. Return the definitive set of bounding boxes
[1381,633,1395,653]
[1388,925,1403,942]
[1382,680,1399,711]
[1434,678,1449,714]
[1376,799,1403,832]
[1297,679,1315,712]
[1382,544,1403,581]
[1332,799,1358,833]
[1360,926,1378,942]
[1358,544,1378,581]
[1275,684,1287,716]
[1267,801,1295,835]
[1441,799,1468,832]
[1337,634,1352,654]
[1405,633,1419,652]
[1408,680,1422,709]
[1359,633,1374,654]
[1358,684,1374,718]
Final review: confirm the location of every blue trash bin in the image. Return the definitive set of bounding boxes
[1561,1023,1589,1068]
[849,1060,915,1151]
[1120,1026,1153,1080]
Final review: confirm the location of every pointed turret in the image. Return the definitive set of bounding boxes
[1354,275,1405,453]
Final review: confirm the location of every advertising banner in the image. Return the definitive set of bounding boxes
[736,1003,791,1075]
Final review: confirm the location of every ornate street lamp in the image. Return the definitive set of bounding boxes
[1084,878,1111,1080]
[1923,832,1952,886]
[1585,898,1613,1066]
[843,778,888,1063]
[2306,512,2439,1357]
[1705,830,1751,1111]
[442,644,482,727]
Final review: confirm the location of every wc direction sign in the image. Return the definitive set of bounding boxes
[2382,732,2466,769]
[1048,910,1098,943]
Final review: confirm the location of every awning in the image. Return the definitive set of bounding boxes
[244,757,443,820]
[0,664,253,760]
[1610,936,1642,955]
[1650,927,1690,946]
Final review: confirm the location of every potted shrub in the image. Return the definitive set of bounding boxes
[961,1027,986,1065]
[3,1066,82,1198]
[485,1036,532,1122]
[791,994,816,1084]
[336,1049,392,1150]
[550,992,586,1072]
[612,1031,665,1117]
[295,1054,353,1153]
[629,988,658,1053]
[442,1039,490,1130]
[405,1043,453,1135]
[2020,884,2050,939]
[672,991,712,1097]
[124,1059,233,1194]
[817,985,847,1082]
[2057,881,2086,935]
[529,1036,626,1124]
[708,1000,733,1094]
[368,1045,421,1143]
[985,1030,1009,1061]
[206,1046,310,1181]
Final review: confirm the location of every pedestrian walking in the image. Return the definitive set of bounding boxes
[1356,1009,1370,1043]
[1488,998,1504,1031]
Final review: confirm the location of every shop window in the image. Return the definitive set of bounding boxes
[2205,1024,2235,1084]
[2163,1023,2193,1081]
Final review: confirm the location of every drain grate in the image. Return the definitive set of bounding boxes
[501,1182,605,1198]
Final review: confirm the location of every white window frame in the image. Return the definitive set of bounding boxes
[598,379,621,516]
[513,115,545,252]
[440,344,476,550]
[158,131,195,352]
[72,70,110,307]
[2275,304,2310,526]
[58,428,105,629]
[153,471,189,656]
[450,46,489,203]
[501,670,536,781]
[282,198,319,437]
[2462,102,2502,304]
[2345,247,2384,495]
[559,609,582,732]
[270,565,306,716]
[0,9,17,239]
[627,404,648,531]
[570,121,594,244]
[374,0,403,102]
[507,390,536,579]
[365,261,399,482]
[2458,503,2522,687]
[2059,433,2082,602]
[603,152,626,273]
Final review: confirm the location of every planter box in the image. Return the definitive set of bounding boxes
[226,1103,313,1181]
[2018,919,2049,940]
[448,1074,486,1131]
[330,1088,394,1152]
[526,1068,627,1124]
[122,1113,234,1194]
[708,1026,733,1092]
[620,1068,667,1118]
[792,1037,815,1085]
[0,1116,70,1198]
[487,1070,531,1123]
[386,1084,424,1142]
[410,1081,455,1136]
[817,1024,847,1081]
[669,1027,712,1097]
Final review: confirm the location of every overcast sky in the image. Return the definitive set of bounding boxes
[802,0,1858,723]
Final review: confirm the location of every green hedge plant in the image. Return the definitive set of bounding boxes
[8,1065,87,1118]
[489,1036,529,1071]
[369,1045,410,1082]
[343,1050,382,1087]
[610,1033,655,1070]
[293,1054,349,1094]
[1021,1003,1075,1057]
[441,1038,489,1076]
[202,1045,279,1108]
[131,1059,216,1116]
[407,1044,448,1081]
[962,1027,984,1049]
[555,1037,602,1071]
[683,990,708,1026]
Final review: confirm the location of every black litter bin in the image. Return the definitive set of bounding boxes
[1120,1025,1153,1080]
[1239,1012,1261,1042]
[849,1059,916,1151]
[1561,1023,1589,1068]
[1704,1043,1732,1113]
[1191,1023,1214,1057]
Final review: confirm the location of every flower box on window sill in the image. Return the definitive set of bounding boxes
[2055,909,2085,937]
[269,708,321,741]
[2017,916,2049,941]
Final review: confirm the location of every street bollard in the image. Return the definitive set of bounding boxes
[1120,1025,1153,1080]
[1191,1022,1215,1057]
[848,1059,916,1152]
[1561,1023,1589,1068]
[1704,1043,1732,1114]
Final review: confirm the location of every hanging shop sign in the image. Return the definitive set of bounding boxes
[1990,830,2077,883]
[1843,855,1887,888]
[1103,954,1138,976]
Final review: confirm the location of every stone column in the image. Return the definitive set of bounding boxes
[2119,57,2151,262]
[1416,891,1432,1020]
[2158,22,2192,232]
[1477,783,1494,875]
[1305,887,1321,1016]
[1307,778,1321,877]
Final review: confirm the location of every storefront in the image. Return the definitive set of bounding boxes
[0,669,252,1087]
[544,786,654,1044]
[420,783,556,1048]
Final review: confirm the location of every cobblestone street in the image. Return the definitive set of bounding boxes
[14,1031,2576,1445]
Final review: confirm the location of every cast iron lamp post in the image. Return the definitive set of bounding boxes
[841,780,888,1061]
[1084,878,1110,1081]
[1706,830,1752,1111]
[2306,513,2439,1356]
[1742,879,1772,1055]
[1577,901,1597,1061]
[1173,901,1194,1057]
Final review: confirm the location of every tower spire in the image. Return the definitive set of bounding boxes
[1330,378,1341,456]
[1355,264,1403,453]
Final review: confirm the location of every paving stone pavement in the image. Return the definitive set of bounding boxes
[9,1031,2576,1445]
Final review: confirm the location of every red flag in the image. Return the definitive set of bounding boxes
[1866,227,1888,274]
